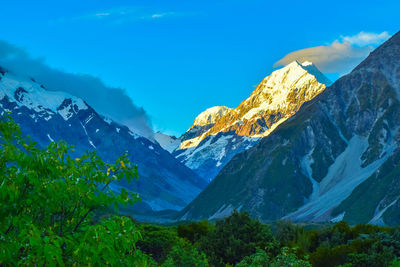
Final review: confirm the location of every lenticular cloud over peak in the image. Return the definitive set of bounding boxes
[274,31,391,76]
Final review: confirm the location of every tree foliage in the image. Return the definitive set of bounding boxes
[137,224,179,263]
[237,247,311,267]
[198,210,277,266]
[161,238,208,267]
[177,220,211,244]
[0,116,148,265]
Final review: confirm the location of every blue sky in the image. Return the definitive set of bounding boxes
[0,0,399,136]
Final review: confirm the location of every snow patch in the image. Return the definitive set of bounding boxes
[301,148,319,201]
[369,198,399,225]
[286,135,393,222]
[47,134,54,142]
[331,212,345,223]
[88,140,96,149]
[209,204,234,220]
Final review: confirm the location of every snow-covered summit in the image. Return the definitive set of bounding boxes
[181,61,330,149]
[172,61,331,182]
[0,68,154,140]
[190,106,232,128]
[262,60,331,98]
[299,61,332,86]
[0,70,88,119]
[239,60,329,122]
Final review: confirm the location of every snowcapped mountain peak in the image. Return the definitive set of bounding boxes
[172,62,331,182]
[0,69,88,119]
[179,62,330,149]
[1,66,206,213]
[190,106,232,128]
[266,61,331,90]
[226,61,330,133]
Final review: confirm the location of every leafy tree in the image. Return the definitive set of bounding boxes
[310,245,351,267]
[275,220,297,244]
[198,210,277,266]
[177,220,211,244]
[391,259,400,267]
[161,238,208,267]
[236,248,270,267]
[0,116,148,265]
[137,224,179,263]
[237,247,311,267]
[274,221,310,256]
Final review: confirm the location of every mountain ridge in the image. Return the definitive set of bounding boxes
[179,31,400,225]
[0,67,206,214]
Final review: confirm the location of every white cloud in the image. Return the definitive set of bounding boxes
[274,31,391,75]
[53,7,179,24]
[342,31,390,46]
[151,14,165,18]
[95,12,111,17]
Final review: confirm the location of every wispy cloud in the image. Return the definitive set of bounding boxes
[274,31,391,75]
[94,12,111,18]
[52,6,180,24]
[151,13,171,19]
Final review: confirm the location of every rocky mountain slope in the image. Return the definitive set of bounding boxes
[179,31,400,226]
[154,131,181,153]
[168,61,331,182]
[0,67,206,214]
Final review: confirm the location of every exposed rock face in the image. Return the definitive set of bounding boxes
[0,69,206,214]
[179,32,400,226]
[169,61,330,182]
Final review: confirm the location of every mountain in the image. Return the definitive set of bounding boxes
[154,131,181,153]
[168,61,331,182]
[179,32,400,226]
[179,106,232,147]
[0,67,206,214]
